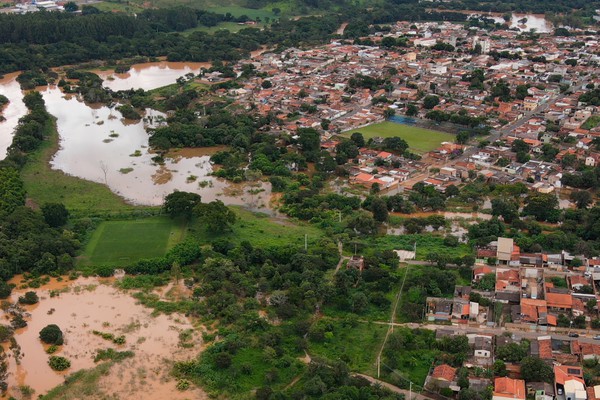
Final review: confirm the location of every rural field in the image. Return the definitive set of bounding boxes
[343,121,454,153]
[79,217,187,266]
[193,206,324,248]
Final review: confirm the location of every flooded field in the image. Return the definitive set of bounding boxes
[0,60,274,209]
[0,72,27,159]
[468,12,553,33]
[40,85,271,208]
[95,61,212,91]
[3,276,205,399]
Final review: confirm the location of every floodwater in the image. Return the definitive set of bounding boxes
[95,61,212,91]
[0,72,27,159]
[42,86,272,208]
[468,12,553,33]
[4,276,206,399]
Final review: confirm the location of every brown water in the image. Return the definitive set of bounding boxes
[0,72,27,159]
[42,86,272,208]
[4,276,206,399]
[467,12,553,33]
[95,61,212,91]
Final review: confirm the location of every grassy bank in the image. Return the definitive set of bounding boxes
[42,362,113,400]
[20,117,142,213]
[343,121,454,153]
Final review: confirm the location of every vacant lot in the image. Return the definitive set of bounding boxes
[343,121,454,153]
[80,217,186,266]
[193,207,324,248]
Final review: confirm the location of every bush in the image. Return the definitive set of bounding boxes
[48,356,71,371]
[18,291,39,305]
[0,281,12,299]
[39,324,64,345]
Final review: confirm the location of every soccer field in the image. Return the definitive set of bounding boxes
[80,217,186,266]
[343,121,454,153]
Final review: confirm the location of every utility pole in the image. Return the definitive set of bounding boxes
[377,355,380,379]
[409,381,412,400]
[304,234,308,251]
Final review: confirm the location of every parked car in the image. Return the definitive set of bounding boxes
[568,333,579,338]
[594,335,600,340]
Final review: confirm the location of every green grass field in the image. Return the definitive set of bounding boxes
[192,207,324,248]
[79,217,187,266]
[343,121,454,153]
[308,318,388,375]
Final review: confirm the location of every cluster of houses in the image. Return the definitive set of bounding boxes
[427,329,600,400]
[427,237,600,328]
[214,17,600,195]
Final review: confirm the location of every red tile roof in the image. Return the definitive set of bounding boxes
[432,364,457,382]
[494,377,526,400]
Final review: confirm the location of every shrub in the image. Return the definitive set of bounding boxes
[0,282,12,299]
[48,356,71,371]
[18,291,39,305]
[39,324,64,345]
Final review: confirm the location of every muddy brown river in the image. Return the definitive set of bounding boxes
[0,72,27,159]
[4,276,206,399]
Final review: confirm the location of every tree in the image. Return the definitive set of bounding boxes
[298,128,320,154]
[456,131,470,144]
[496,341,529,362]
[39,324,64,345]
[350,132,365,147]
[18,291,39,305]
[522,193,559,222]
[0,168,26,217]
[570,190,593,209]
[261,80,272,89]
[491,198,519,223]
[195,200,236,232]
[520,356,554,383]
[0,282,11,299]
[41,203,69,227]
[370,197,389,222]
[164,191,201,220]
[493,360,508,377]
[475,273,496,291]
[586,298,597,313]
[64,1,78,12]
[406,104,418,116]
[423,95,440,110]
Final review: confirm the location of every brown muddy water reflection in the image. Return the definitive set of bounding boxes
[5,277,206,399]
[95,61,212,91]
[41,86,272,209]
[0,72,27,160]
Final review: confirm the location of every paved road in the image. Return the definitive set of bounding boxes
[366,320,600,344]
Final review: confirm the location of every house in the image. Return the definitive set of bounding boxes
[497,238,519,265]
[555,365,586,400]
[432,364,457,382]
[346,255,365,271]
[493,377,526,400]
[474,336,493,358]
